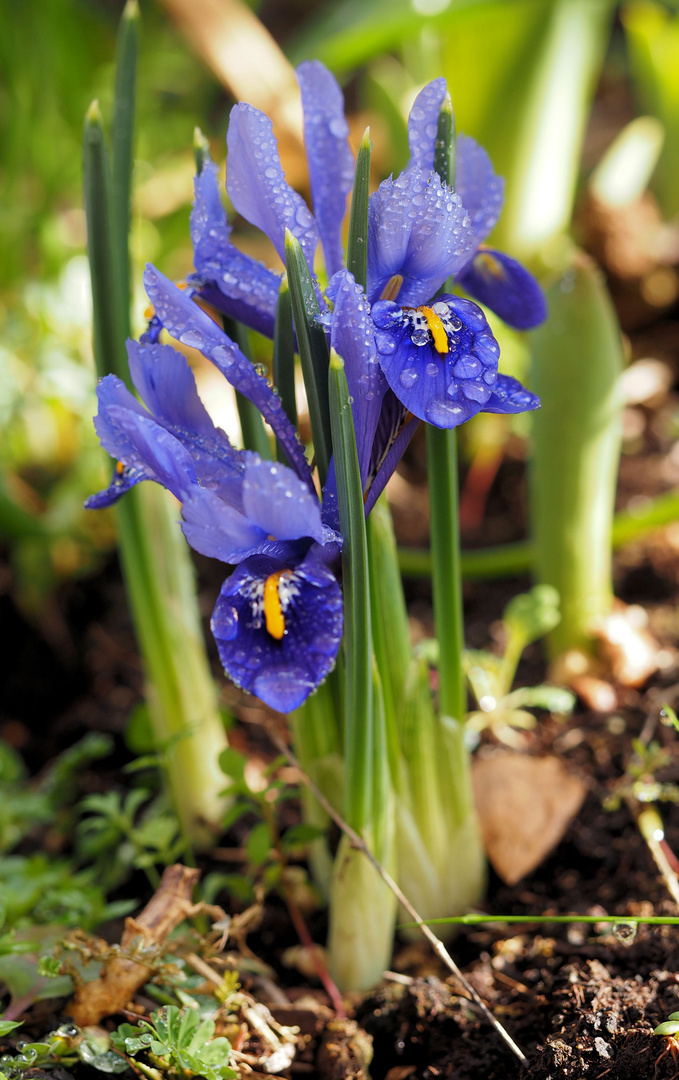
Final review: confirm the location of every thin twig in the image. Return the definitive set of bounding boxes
[266,727,530,1070]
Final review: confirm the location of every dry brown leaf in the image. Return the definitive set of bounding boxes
[473,753,587,885]
[157,0,304,179]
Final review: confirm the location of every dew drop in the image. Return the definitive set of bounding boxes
[329,117,349,138]
[399,368,419,389]
[454,355,482,379]
[212,345,233,366]
[612,921,637,944]
[411,327,430,346]
[426,362,438,376]
[425,398,465,426]
[180,329,205,349]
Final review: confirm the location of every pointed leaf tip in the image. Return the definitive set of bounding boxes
[86,99,103,124]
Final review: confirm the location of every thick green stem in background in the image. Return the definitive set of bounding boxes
[489,0,615,268]
[530,253,624,658]
[83,4,227,846]
[622,1,679,220]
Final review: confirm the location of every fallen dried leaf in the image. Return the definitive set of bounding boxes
[473,753,587,885]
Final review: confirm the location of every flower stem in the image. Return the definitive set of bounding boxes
[425,426,466,722]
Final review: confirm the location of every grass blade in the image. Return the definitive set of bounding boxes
[285,229,331,485]
[346,128,371,291]
[328,349,372,833]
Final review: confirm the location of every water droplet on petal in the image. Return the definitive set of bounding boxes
[180,329,204,349]
[411,327,430,346]
[425,398,466,426]
[399,368,419,389]
[329,117,349,138]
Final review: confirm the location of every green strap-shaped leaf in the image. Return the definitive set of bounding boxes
[111,0,139,341]
[83,101,127,383]
[328,349,372,833]
[434,92,456,189]
[285,229,331,485]
[273,274,297,465]
[347,128,372,291]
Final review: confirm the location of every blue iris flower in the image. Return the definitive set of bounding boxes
[89,65,546,709]
[405,77,547,330]
[186,64,542,433]
[86,333,343,714]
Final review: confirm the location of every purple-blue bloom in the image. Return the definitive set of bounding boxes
[184,63,543,435]
[211,548,343,714]
[86,338,343,713]
[406,78,547,330]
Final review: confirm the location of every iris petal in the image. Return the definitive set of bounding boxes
[92,375,153,471]
[191,162,281,338]
[407,77,447,170]
[297,61,354,278]
[143,264,313,490]
[84,462,145,509]
[104,405,198,500]
[127,340,245,506]
[367,167,473,307]
[372,295,499,428]
[455,135,505,251]
[458,248,547,330]
[481,372,540,414]
[226,103,319,269]
[180,486,267,563]
[211,549,343,713]
[330,270,387,487]
[242,456,326,544]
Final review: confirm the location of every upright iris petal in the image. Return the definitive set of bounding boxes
[367,166,473,307]
[329,270,387,488]
[143,265,313,491]
[297,61,354,278]
[407,77,448,169]
[226,103,319,269]
[211,548,343,713]
[372,294,500,428]
[191,162,281,339]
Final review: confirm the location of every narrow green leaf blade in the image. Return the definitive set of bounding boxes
[193,125,212,175]
[83,100,127,383]
[328,349,372,832]
[426,425,465,721]
[346,128,371,291]
[285,229,331,484]
[273,274,298,465]
[434,93,456,188]
[111,0,139,340]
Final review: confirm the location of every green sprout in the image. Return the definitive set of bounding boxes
[417,585,575,745]
[110,1006,236,1080]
